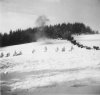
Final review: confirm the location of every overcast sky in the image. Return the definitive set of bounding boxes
[0,0,100,33]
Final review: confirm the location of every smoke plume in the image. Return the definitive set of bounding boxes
[35,15,49,41]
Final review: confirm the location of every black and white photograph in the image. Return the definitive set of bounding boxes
[0,0,100,95]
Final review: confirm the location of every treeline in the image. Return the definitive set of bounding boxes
[0,22,99,47]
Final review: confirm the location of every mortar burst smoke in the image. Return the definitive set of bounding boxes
[35,15,49,41]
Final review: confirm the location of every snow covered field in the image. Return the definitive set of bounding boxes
[0,34,100,94]
[74,34,100,47]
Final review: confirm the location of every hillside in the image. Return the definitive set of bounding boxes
[0,34,100,94]
[0,22,98,47]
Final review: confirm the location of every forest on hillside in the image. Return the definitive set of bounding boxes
[0,22,99,47]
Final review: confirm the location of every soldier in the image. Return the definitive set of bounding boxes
[71,46,74,51]
[18,51,22,55]
[44,46,47,52]
[6,53,10,57]
[69,46,73,51]
[62,46,65,52]
[13,51,17,56]
[0,52,4,58]
[55,47,59,52]
[32,49,35,53]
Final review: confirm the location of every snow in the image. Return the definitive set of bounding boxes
[73,34,100,47]
[0,35,100,90]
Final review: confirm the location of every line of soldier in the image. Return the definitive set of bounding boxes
[32,46,74,53]
[0,51,22,58]
[1,46,71,58]
[0,44,100,58]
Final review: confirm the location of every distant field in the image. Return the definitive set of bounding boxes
[74,34,100,47]
[74,34,100,40]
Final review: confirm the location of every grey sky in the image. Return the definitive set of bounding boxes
[0,0,100,33]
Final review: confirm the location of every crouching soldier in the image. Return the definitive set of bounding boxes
[62,47,65,52]
[17,51,22,55]
[44,46,47,52]
[6,53,10,57]
[32,49,35,53]
[13,51,17,56]
[0,52,4,58]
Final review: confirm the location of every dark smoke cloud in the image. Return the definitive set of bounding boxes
[35,15,49,41]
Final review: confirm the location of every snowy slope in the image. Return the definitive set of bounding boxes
[74,34,100,47]
[0,35,100,90]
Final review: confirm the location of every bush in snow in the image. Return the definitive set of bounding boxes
[85,46,91,50]
[93,46,100,50]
